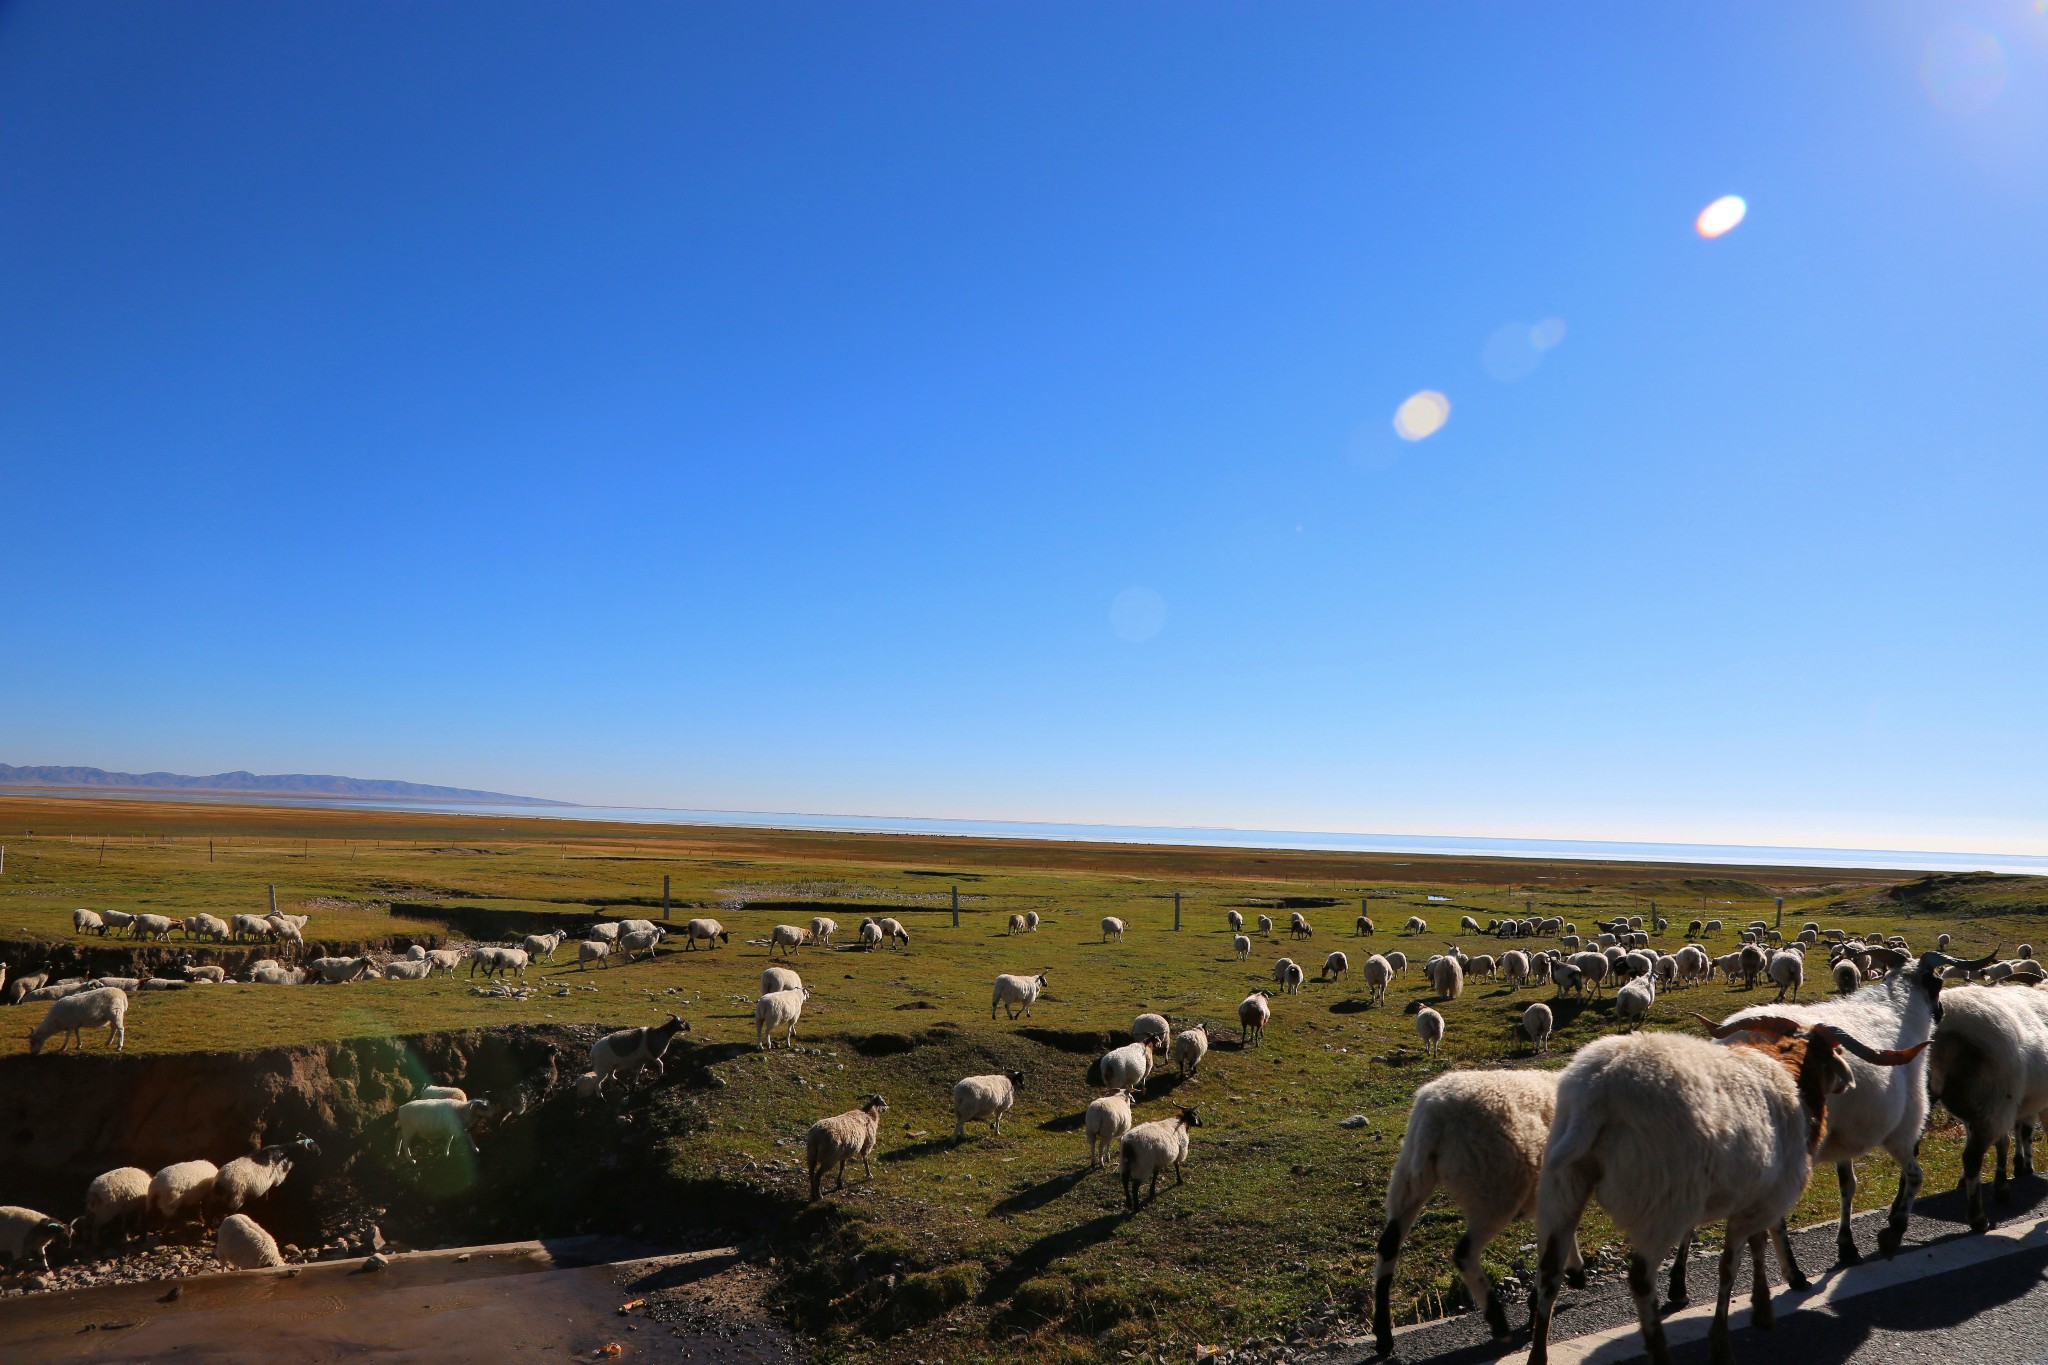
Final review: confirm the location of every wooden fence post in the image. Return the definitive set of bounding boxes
[269,884,278,917]
[951,885,960,928]
[209,839,215,863]
[1173,890,1182,931]
[663,875,671,921]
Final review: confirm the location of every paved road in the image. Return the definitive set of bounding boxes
[1308,1178,2048,1365]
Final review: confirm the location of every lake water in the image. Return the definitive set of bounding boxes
[17,788,2048,876]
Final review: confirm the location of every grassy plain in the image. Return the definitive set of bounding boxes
[3,794,2046,1360]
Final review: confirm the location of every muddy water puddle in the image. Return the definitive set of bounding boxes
[0,1240,792,1364]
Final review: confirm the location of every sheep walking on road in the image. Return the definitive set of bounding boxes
[807,1095,888,1199]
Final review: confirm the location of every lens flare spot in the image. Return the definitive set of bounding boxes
[1921,24,2006,114]
[1531,318,1567,351]
[1695,195,1747,239]
[1109,586,1166,643]
[1392,390,1451,441]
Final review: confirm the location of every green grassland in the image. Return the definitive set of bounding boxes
[4,795,2048,1360]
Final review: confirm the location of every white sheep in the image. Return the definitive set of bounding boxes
[250,965,305,985]
[149,1160,220,1226]
[80,1167,152,1244]
[1405,916,1428,935]
[522,930,567,962]
[420,1084,467,1100]
[1171,1023,1209,1077]
[73,908,106,936]
[1132,1012,1172,1051]
[810,916,838,946]
[310,955,376,984]
[681,917,731,950]
[991,972,1047,1020]
[1769,948,1806,1002]
[1357,914,1376,935]
[215,1212,285,1269]
[1097,1039,1157,1096]
[858,920,884,950]
[586,1014,693,1092]
[1024,911,1040,932]
[761,966,804,995]
[578,939,612,970]
[807,1095,888,1198]
[130,913,175,941]
[1227,910,1244,932]
[1289,911,1314,939]
[183,913,231,941]
[1274,958,1305,994]
[952,1069,1025,1137]
[1239,990,1271,1046]
[27,986,127,1053]
[1428,954,1464,1002]
[100,909,136,934]
[1101,916,1127,943]
[589,921,623,944]
[0,1206,70,1272]
[769,924,809,957]
[214,1136,320,1216]
[876,917,909,949]
[1926,971,2048,1233]
[395,1097,494,1161]
[1502,949,1531,988]
[1363,954,1393,1006]
[426,948,463,975]
[1832,959,1861,994]
[1616,974,1656,1028]
[1523,1001,1554,1053]
[1085,1089,1135,1166]
[1321,951,1349,983]
[381,958,433,980]
[182,963,228,985]
[1568,950,1609,997]
[1232,934,1251,961]
[1257,914,1275,936]
[619,929,663,963]
[1415,1005,1445,1055]
[1526,1019,1924,1365]
[1008,914,1028,935]
[1119,1107,1202,1211]
[1371,1069,1560,1354]
[755,987,809,1050]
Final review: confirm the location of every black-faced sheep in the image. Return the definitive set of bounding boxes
[807,1095,887,1198]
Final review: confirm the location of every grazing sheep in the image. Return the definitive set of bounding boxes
[1833,959,1861,995]
[73,908,106,936]
[1363,954,1393,1006]
[183,913,231,942]
[1239,990,1271,1046]
[1386,949,1408,977]
[1415,1006,1445,1055]
[1372,1069,1561,1354]
[1132,1012,1172,1051]
[810,916,838,946]
[755,987,809,1050]
[858,919,884,950]
[682,918,731,950]
[250,964,305,985]
[1768,948,1805,1002]
[587,1014,693,1092]
[1227,910,1244,932]
[181,962,227,985]
[1738,943,1766,989]
[1085,1089,1135,1167]
[1232,934,1251,961]
[619,930,663,963]
[1321,951,1349,983]
[214,1137,320,1216]
[1101,916,1127,943]
[0,1206,70,1272]
[1568,950,1610,997]
[129,913,175,941]
[1357,914,1376,936]
[1616,974,1656,1028]
[100,909,136,934]
[26,986,127,1054]
[394,1098,493,1161]
[1526,1019,1925,1365]
[769,924,809,957]
[1275,958,1305,994]
[1257,914,1275,936]
[1460,915,1483,934]
[149,1160,221,1226]
[1096,1039,1158,1096]
[381,958,433,980]
[1024,911,1040,932]
[1289,912,1314,939]
[1120,1107,1202,1211]
[80,1167,151,1244]
[953,1070,1026,1138]
[1171,1023,1209,1077]
[991,972,1048,1020]
[215,1213,285,1269]
[521,930,566,962]
[1428,954,1464,1002]
[578,939,612,970]
[1405,916,1428,935]
[876,917,910,949]
[1008,914,1028,935]
[761,966,803,995]
[1937,933,1953,951]
[1523,1001,1554,1053]
[5,970,47,1004]
[312,954,378,983]
[807,1095,888,1199]
[1466,953,1498,980]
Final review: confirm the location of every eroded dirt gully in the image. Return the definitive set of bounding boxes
[0,1026,741,1293]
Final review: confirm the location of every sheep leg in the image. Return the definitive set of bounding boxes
[1878,1139,1923,1259]
[1528,1235,1569,1365]
[1833,1161,1862,1265]
[1962,1129,1992,1233]
[1666,1228,1692,1308]
[1706,1239,1739,1365]
[1770,1220,1809,1292]
[1454,1208,1516,1339]
[1747,1234,1775,1330]
[1995,1134,2012,1203]
[1625,1251,1671,1365]
[2020,1121,2038,1180]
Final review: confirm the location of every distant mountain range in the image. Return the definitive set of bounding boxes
[0,764,565,807]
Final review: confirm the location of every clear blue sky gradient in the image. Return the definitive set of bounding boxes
[5,2,2047,851]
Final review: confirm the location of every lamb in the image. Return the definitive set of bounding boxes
[586,1014,693,1091]
[73,908,106,935]
[214,1136,320,1216]
[858,920,884,950]
[1416,1006,1445,1054]
[79,1167,151,1244]
[807,1095,888,1198]
[1289,911,1313,939]
[991,972,1047,1020]
[1371,1069,1561,1354]
[1466,953,1497,980]
[215,1212,285,1269]
[1227,910,1244,932]
[1321,951,1349,983]
[952,1070,1025,1138]
[129,913,176,941]
[150,1160,221,1226]
[755,987,809,1050]
[619,929,663,963]
[761,966,804,995]
[578,939,612,970]
[425,947,463,975]
[1085,1088,1135,1166]
[138,977,190,991]
[1616,974,1656,1028]
[1428,953,1464,1002]
[27,986,127,1053]
[876,917,910,949]
[810,916,838,946]
[1233,934,1251,961]
[521,930,567,962]
[1096,1039,1158,1095]
[1239,990,1271,1047]
[309,955,376,983]
[1386,949,1408,977]
[1405,916,1428,935]
[769,924,809,957]
[1526,1018,1925,1365]
[1101,916,1127,943]
[1363,954,1393,1006]
[1768,948,1806,1002]
[1132,1012,1172,1051]
[1523,1001,1554,1053]
[682,918,731,950]
[0,1206,70,1272]
[1172,1023,1209,1077]
[1119,1107,1202,1211]
[395,1097,494,1160]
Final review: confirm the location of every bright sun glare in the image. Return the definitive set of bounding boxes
[1392,390,1451,441]
[1695,194,1747,239]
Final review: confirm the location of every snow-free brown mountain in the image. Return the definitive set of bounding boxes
[0,764,562,806]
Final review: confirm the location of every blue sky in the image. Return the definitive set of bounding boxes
[4,2,2047,852]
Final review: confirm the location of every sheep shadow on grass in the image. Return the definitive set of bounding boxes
[879,1136,959,1165]
[988,1168,1092,1216]
[1038,1111,1088,1133]
[978,1213,1126,1306]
